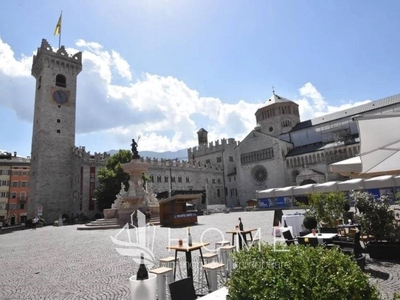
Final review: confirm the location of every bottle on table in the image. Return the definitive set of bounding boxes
[188,226,193,246]
[136,253,149,280]
[238,217,244,231]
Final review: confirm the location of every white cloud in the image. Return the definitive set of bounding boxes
[0,37,31,77]
[295,82,371,121]
[0,37,373,154]
[111,50,132,81]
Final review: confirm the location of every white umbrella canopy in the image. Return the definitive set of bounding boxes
[329,156,361,175]
[293,184,315,196]
[338,178,365,192]
[313,181,339,193]
[256,188,275,199]
[356,114,400,175]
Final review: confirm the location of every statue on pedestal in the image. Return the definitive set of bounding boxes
[131,139,140,159]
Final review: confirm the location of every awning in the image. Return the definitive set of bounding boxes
[274,186,295,197]
[313,181,339,193]
[363,175,396,190]
[256,188,275,199]
[338,178,364,191]
[293,184,314,196]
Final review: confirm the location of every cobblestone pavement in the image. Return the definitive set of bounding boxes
[0,210,399,299]
[366,257,400,299]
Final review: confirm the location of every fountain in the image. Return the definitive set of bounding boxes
[78,139,160,230]
[104,138,160,226]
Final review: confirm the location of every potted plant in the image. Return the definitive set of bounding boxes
[353,189,400,260]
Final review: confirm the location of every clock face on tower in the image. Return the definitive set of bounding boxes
[52,89,69,105]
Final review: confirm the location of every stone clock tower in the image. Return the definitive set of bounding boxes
[29,39,82,222]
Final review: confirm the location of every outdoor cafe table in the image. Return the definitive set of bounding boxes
[167,242,210,288]
[226,228,257,250]
[304,233,338,244]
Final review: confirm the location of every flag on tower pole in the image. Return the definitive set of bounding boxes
[54,12,62,48]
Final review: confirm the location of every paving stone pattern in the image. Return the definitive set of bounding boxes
[0,210,399,299]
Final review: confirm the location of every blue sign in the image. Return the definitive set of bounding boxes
[275,197,287,207]
[258,198,271,208]
[366,189,380,199]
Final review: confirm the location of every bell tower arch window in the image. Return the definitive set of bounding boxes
[55,74,66,88]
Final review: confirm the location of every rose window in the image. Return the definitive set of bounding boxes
[252,165,268,183]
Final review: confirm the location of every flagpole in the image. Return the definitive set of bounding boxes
[59,11,62,48]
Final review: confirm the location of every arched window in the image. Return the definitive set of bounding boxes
[55,74,66,87]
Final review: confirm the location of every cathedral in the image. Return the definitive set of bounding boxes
[28,39,400,222]
[189,93,400,207]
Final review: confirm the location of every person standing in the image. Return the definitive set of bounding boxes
[32,216,38,230]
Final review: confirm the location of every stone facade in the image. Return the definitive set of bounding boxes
[143,157,224,206]
[28,40,108,222]
[189,93,400,207]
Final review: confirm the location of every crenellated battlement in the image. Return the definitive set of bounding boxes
[188,137,240,157]
[72,146,110,163]
[137,157,223,171]
[32,39,82,78]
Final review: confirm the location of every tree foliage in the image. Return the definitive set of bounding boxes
[94,150,132,211]
[298,192,348,227]
[353,189,398,241]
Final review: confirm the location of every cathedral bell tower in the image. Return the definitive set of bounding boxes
[28,39,82,222]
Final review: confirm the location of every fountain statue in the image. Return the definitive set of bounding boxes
[103,138,160,225]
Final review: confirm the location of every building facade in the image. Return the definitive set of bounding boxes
[8,157,30,225]
[0,159,10,223]
[189,93,400,207]
[0,152,30,225]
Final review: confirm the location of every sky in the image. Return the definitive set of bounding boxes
[1,0,400,158]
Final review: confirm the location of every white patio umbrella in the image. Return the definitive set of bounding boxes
[293,184,315,196]
[313,181,339,193]
[356,114,400,175]
[329,156,362,175]
[337,178,365,192]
